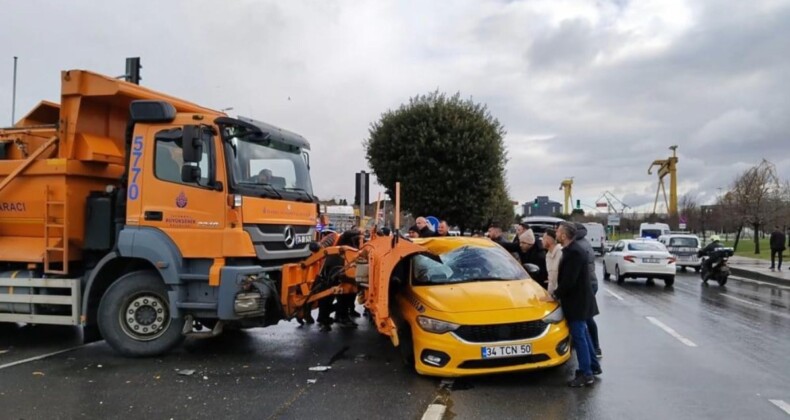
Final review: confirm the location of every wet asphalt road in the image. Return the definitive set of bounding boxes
[2,261,790,420]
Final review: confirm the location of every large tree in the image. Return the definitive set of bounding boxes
[365,91,511,232]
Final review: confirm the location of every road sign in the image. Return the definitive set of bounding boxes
[426,216,439,232]
[679,223,687,230]
[607,214,621,226]
[596,202,608,208]
[679,215,688,224]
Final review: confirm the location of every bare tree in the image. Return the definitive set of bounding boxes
[728,159,782,254]
[679,193,699,232]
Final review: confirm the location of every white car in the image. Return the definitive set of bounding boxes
[658,234,701,272]
[603,239,676,287]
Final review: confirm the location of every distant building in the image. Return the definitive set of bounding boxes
[523,196,562,217]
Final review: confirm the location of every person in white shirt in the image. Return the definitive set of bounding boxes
[543,228,562,296]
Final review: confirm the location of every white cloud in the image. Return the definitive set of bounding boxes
[0,0,788,210]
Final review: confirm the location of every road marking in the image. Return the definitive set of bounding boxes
[604,288,624,301]
[645,316,698,347]
[421,404,447,420]
[770,399,790,416]
[719,293,763,307]
[0,344,88,370]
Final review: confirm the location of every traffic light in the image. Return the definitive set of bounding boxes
[533,198,538,208]
[126,57,141,85]
[354,171,370,206]
[576,199,581,209]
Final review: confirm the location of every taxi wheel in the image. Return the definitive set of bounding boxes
[398,325,415,368]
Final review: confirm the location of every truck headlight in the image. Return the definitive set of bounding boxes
[417,316,460,334]
[542,306,564,324]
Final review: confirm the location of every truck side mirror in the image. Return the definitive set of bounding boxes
[182,125,203,163]
[181,165,201,183]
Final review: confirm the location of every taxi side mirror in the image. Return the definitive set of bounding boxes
[523,263,540,274]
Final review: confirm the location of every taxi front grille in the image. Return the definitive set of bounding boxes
[458,354,550,369]
[453,320,549,343]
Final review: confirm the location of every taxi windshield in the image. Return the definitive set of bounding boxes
[411,245,527,285]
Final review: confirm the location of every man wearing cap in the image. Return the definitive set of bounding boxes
[518,228,548,287]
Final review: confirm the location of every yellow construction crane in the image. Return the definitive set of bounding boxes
[558,178,574,215]
[648,145,679,216]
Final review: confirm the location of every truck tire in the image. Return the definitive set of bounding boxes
[98,270,185,357]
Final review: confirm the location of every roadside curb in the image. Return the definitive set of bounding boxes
[730,267,790,287]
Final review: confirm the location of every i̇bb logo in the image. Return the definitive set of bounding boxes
[176,191,188,208]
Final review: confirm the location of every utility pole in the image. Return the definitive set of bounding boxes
[11,56,18,125]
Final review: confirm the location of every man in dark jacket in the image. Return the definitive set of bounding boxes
[518,229,548,286]
[575,223,602,358]
[770,226,787,271]
[551,222,601,387]
[415,217,436,238]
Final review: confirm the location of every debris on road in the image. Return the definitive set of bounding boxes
[32,371,45,376]
[309,366,331,372]
[0,349,9,355]
[307,379,317,384]
[177,369,196,376]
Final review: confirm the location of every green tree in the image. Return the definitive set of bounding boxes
[365,91,510,233]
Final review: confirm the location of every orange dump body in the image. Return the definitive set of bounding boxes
[0,70,220,271]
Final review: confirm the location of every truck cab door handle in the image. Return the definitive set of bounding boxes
[144,211,163,221]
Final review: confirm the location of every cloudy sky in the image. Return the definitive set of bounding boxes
[1,0,788,213]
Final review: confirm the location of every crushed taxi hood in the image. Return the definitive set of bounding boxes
[410,279,550,314]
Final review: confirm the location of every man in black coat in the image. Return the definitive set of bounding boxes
[551,222,601,387]
[770,226,787,271]
[415,217,436,238]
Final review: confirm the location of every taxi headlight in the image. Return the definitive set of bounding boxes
[542,306,565,324]
[417,316,460,334]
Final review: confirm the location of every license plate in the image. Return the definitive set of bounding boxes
[294,234,312,245]
[643,258,660,263]
[481,343,532,359]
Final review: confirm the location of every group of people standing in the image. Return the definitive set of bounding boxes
[490,221,603,387]
[408,216,451,238]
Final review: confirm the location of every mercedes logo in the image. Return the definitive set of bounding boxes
[283,226,296,249]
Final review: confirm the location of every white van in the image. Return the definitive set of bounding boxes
[583,222,606,255]
[639,223,671,239]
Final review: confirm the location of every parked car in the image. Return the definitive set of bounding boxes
[522,216,564,247]
[393,237,571,376]
[658,234,701,272]
[603,239,676,286]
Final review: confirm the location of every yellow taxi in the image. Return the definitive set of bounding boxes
[392,237,571,376]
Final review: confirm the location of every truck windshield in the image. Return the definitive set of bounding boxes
[226,136,314,199]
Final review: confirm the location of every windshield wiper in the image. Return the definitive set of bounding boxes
[237,181,283,199]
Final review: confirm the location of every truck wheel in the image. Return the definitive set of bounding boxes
[98,270,185,357]
[664,276,675,287]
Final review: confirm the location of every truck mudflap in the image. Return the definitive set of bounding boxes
[280,234,426,345]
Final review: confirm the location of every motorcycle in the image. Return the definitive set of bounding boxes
[697,247,734,286]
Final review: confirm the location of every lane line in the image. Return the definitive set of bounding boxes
[421,404,447,420]
[604,288,624,301]
[770,399,790,416]
[0,344,88,370]
[645,316,698,347]
[719,293,763,307]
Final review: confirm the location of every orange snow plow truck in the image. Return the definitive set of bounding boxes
[0,68,415,356]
